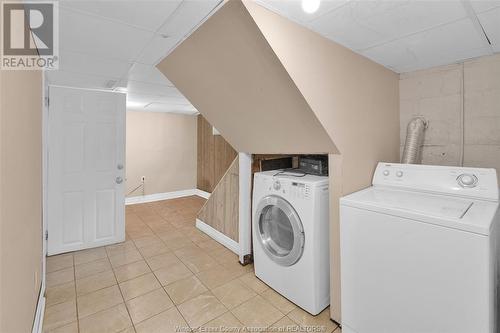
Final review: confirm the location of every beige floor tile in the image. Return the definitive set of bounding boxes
[133,235,163,249]
[260,288,297,314]
[114,260,151,283]
[120,326,136,333]
[119,272,161,300]
[138,242,171,258]
[173,245,204,260]
[77,285,124,318]
[79,304,132,333]
[239,273,269,294]
[266,317,300,332]
[164,276,208,304]
[197,239,226,252]
[287,307,338,333]
[181,254,219,274]
[45,281,76,307]
[106,241,137,257]
[156,230,185,242]
[76,270,116,296]
[212,279,257,309]
[221,261,254,276]
[135,307,188,333]
[153,262,193,286]
[43,300,77,332]
[125,288,174,324]
[145,252,180,271]
[203,312,243,329]
[232,295,284,328]
[127,227,155,239]
[209,248,238,265]
[45,321,78,333]
[47,254,73,273]
[177,292,227,328]
[196,267,242,290]
[109,249,143,268]
[74,247,107,265]
[163,236,195,251]
[47,267,74,288]
[75,258,112,279]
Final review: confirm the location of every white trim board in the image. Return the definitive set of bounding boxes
[196,219,240,255]
[126,189,210,205]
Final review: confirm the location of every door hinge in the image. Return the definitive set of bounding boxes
[45,97,49,108]
[45,230,48,240]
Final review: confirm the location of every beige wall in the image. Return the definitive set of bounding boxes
[400,53,500,178]
[126,111,197,196]
[244,2,400,322]
[157,1,337,155]
[158,0,400,322]
[0,70,43,332]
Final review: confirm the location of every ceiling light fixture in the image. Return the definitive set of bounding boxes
[301,0,320,14]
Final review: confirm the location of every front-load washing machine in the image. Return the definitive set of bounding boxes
[252,170,330,315]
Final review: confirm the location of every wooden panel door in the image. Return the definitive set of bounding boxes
[47,86,125,255]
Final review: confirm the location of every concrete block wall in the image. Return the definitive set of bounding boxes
[400,53,500,177]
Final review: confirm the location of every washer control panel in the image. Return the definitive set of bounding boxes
[373,162,498,201]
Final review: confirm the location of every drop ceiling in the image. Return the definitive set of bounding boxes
[46,0,500,114]
[46,0,222,115]
[256,0,500,72]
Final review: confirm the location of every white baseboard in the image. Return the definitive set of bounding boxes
[194,189,211,199]
[126,189,211,205]
[32,288,45,333]
[196,219,240,255]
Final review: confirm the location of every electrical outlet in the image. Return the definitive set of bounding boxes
[141,176,145,182]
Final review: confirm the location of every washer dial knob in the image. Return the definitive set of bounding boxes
[396,171,403,178]
[273,180,281,191]
[457,174,478,188]
[383,170,390,176]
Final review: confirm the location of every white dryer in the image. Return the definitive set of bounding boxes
[340,163,500,333]
[252,170,330,315]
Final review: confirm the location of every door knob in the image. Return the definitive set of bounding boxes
[117,163,123,170]
[116,176,123,184]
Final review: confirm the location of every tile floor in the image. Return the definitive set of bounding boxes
[43,196,340,333]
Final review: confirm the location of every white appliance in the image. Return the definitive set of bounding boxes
[252,170,330,315]
[340,162,500,333]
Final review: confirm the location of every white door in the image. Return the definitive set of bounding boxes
[47,86,126,255]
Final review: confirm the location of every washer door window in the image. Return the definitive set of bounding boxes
[255,195,305,266]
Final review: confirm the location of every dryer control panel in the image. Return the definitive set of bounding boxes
[373,162,499,201]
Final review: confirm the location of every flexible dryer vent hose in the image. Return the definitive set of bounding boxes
[401,117,428,164]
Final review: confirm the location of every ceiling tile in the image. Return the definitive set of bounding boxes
[144,102,197,114]
[59,49,132,79]
[255,0,347,23]
[127,63,174,86]
[59,8,154,62]
[362,17,492,72]
[477,6,500,52]
[470,0,500,13]
[126,80,185,97]
[136,35,179,65]
[158,0,220,37]
[59,0,182,32]
[359,1,467,49]
[47,70,114,89]
[308,4,387,50]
